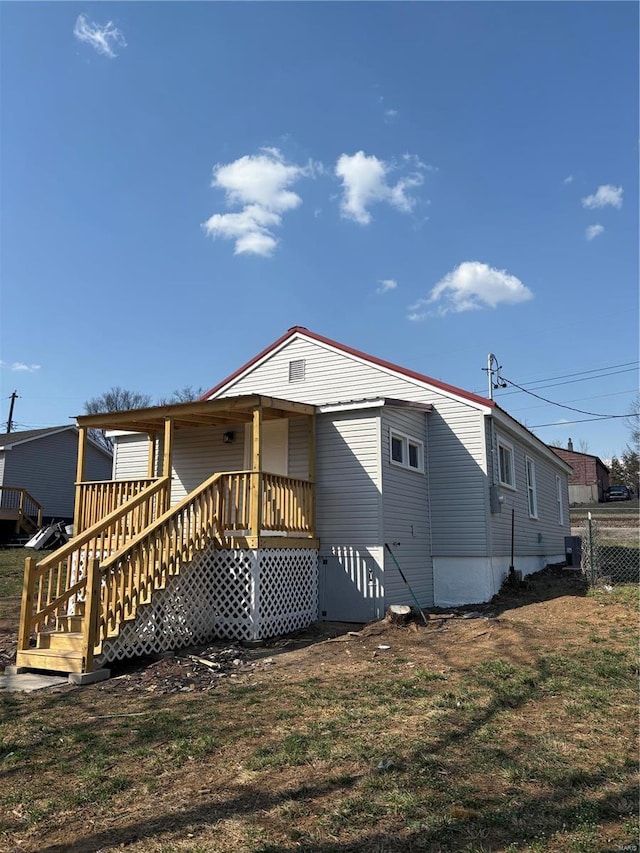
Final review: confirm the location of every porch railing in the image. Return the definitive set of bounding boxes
[19,477,169,643]
[262,473,314,534]
[18,470,315,670]
[94,470,243,650]
[75,478,161,534]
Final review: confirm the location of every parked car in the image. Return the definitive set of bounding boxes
[604,485,632,501]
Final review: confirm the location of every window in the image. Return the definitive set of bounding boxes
[288,359,305,382]
[497,438,515,488]
[556,475,564,524]
[526,456,538,518]
[389,430,423,472]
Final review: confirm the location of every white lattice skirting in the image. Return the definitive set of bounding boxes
[98,547,318,663]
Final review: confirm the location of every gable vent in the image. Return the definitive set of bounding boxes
[288,358,306,382]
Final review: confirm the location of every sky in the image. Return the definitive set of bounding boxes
[1,1,638,461]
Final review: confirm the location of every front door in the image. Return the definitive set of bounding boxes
[244,418,288,475]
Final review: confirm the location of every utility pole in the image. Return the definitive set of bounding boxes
[6,390,19,433]
[482,354,507,400]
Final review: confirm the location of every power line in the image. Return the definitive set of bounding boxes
[509,388,638,414]
[530,416,623,428]
[501,376,629,419]
[472,361,639,397]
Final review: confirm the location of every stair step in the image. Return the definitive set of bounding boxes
[37,631,83,652]
[16,648,85,674]
[56,615,84,632]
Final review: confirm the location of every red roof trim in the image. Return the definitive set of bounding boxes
[201,326,495,409]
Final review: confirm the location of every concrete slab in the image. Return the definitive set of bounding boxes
[0,672,68,693]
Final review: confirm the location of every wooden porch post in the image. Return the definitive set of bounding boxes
[73,426,88,535]
[250,407,263,538]
[82,559,101,673]
[18,557,36,652]
[307,414,316,537]
[162,418,174,513]
[147,433,157,478]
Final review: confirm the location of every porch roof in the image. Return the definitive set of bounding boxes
[75,394,315,433]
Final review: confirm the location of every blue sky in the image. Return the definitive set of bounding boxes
[1,2,638,460]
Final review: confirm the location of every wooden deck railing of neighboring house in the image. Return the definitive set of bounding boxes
[18,471,315,672]
[75,478,162,534]
[0,487,43,534]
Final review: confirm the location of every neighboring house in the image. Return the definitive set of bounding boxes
[0,426,112,534]
[550,441,610,504]
[16,328,571,678]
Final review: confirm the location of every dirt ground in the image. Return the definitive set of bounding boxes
[1,566,638,853]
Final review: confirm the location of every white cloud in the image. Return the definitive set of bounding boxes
[376,279,397,294]
[563,175,573,184]
[0,361,41,372]
[408,261,534,319]
[384,109,398,123]
[581,184,623,209]
[585,224,605,241]
[73,14,126,59]
[335,151,425,225]
[202,148,315,256]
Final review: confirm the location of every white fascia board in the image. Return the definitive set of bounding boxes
[214,331,492,412]
[104,429,144,438]
[491,408,573,474]
[317,399,386,414]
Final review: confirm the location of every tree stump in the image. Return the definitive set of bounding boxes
[386,604,412,625]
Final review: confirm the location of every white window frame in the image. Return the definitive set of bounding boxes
[497,437,516,489]
[556,475,564,525]
[389,429,424,473]
[526,456,538,518]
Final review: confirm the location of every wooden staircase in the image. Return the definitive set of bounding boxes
[17,606,86,674]
[15,469,315,679]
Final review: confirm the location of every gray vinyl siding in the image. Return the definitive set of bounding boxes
[215,337,490,557]
[0,455,5,485]
[315,412,381,547]
[427,406,489,556]
[171,425,245,504]
[113,434,151,480]
[2,430,111,519]
[489,426,571,557]
[288,417,310,480]
[382,407,433,607]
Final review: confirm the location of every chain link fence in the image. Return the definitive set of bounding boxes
[579,515,639,586]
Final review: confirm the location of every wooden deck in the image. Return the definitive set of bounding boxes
[0,487,43,535]
[16,394,318,676]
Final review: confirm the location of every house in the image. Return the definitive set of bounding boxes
[549,440,610,504]
[14,328,571,680]
[0,426,112,539]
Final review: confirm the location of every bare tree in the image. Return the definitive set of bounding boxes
[156,386,205,406]
[577,439,590,454]
[84,387,152,450]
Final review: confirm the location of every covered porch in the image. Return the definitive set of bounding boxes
[16,395,319,677]
[74,394,318,547]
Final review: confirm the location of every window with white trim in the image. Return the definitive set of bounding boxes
[556,475,564,524]
[497,437,515,488]
[526,456,538,518]
[389,430,424,472]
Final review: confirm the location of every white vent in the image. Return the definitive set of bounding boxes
[288,359,306,382]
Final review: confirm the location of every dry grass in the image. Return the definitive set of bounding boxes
[0,554,638,853]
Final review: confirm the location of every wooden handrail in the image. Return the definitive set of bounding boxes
[75,478,161,534]
[35,478,169,572]
[94,471,252,649]
[18,477,170,652]
[99,470,245,571]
